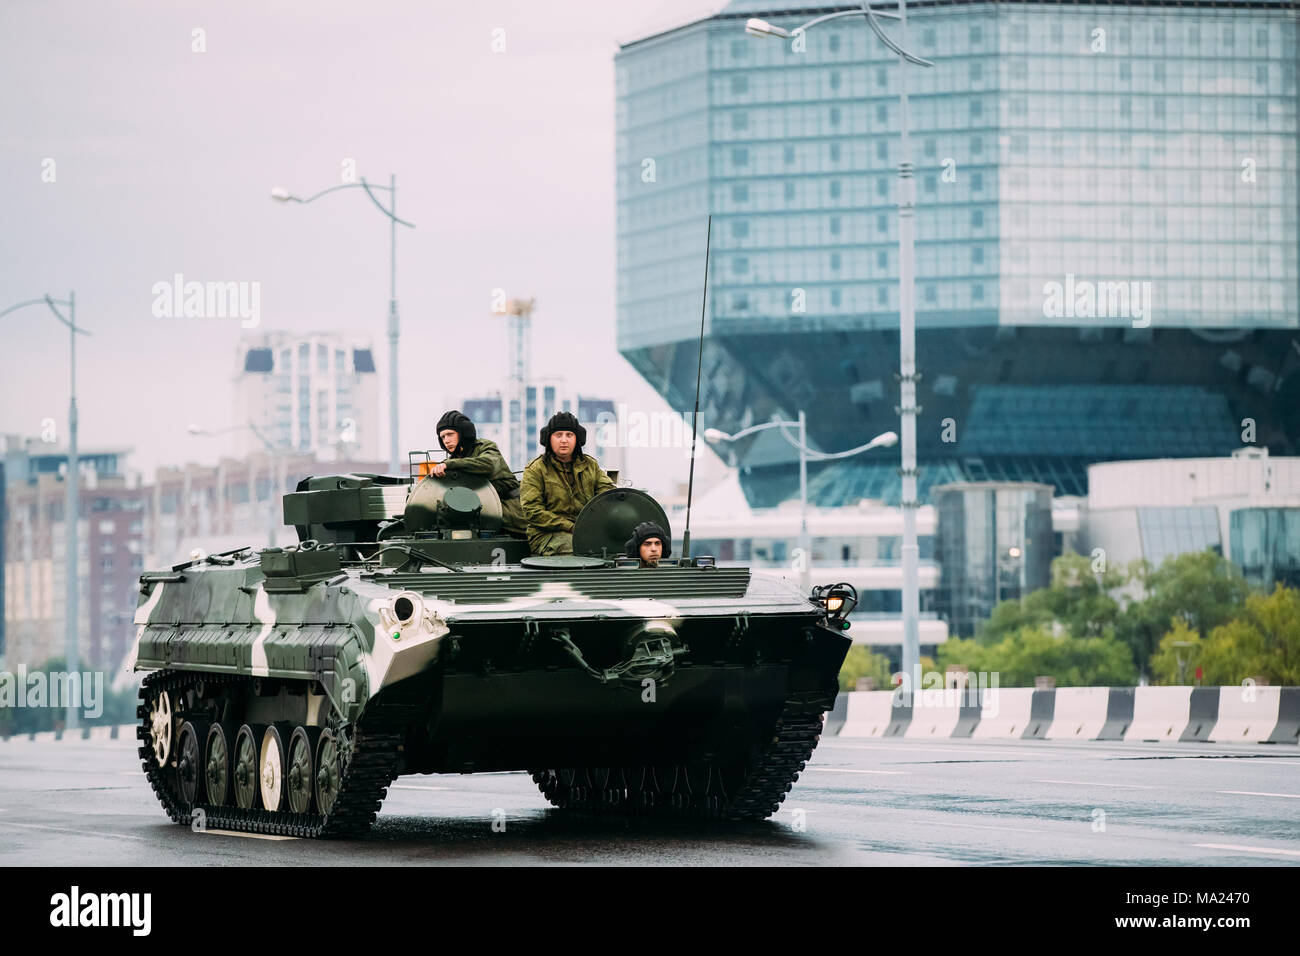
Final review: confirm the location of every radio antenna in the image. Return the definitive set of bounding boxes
[681,214,712,561]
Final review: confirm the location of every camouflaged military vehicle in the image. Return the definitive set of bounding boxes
[133,463,856,837]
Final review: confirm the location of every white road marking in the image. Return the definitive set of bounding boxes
[0,820,150,842]
[1217,790,1300,799]
[1037,779,1157,790]
[200,829,298,841]
[1193,842,1300,859]
[928,820,1042,834]
[803,768,907,776]
[390,784,452,791]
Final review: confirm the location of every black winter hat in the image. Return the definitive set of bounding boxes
[540,411,586,453]
[436,410,477,456]
[624,521,671,560]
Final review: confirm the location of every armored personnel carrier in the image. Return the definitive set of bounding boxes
[132,464,855,837]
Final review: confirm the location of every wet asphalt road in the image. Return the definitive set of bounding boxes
[1,733,1297,866]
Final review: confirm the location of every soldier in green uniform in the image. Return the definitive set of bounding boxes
[521,411,615,555]
[433,409,526,537]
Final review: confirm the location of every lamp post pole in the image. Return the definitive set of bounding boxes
[271,176,414,475]
[895,0,923,689]
[65,290,79,729]
[745,2,932,679]
[1,292,88,730]
[387,173,400,478]
[797,410,810,591]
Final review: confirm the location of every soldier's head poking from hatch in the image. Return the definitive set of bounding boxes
[437,410,478,458]
[625,521,670,567]
[540,411,586,463]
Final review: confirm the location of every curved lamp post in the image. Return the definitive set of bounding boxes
[747,1,933,678]
[1,292,89,730]
[270,176,415,475]
[705,415,897,591]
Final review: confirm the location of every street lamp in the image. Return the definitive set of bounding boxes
[270,175,415,475]
[188,422,281,548]
[747,1,933,680]
[706,416,896,591]
[1,292,89,731]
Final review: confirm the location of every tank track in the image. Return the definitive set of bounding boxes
[530,701,824,822]
[137,669,402,839]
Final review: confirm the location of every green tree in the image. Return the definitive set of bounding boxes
[837,645,893,691]
[1117,550,1249,677]
[1148,618,1203,685]
[977,551,1126,645]
[1198,585,1300,686]
[939,624,1138,687]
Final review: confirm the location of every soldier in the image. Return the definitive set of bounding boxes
[624,522,670,568]
[433,409,525,537]
[521,411,614,555]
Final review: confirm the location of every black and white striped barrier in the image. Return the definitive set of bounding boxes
[0,724,133,744]
[831,686,1300,744]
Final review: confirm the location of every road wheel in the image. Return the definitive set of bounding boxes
[205,723,232,807]
[234,724,264,810]
[259,724,291,812]
[175,720,208,807]
[314,727,343,817]
[148,690,173,767]
[286,726,320,815]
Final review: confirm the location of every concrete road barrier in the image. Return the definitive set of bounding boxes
[1181,687,1220,741]
[1098,687,1135,740]
[1126,686,1193,742]
[1209,686,1283,743]
[1268,688,1300,744]
[903,685,982,739]
[971,688,1035,739]
[824,693,849,736]
[839,690,899,738]
[0,724,134,744]
[1023,689,1055,739]
[1046,687,1115,740]
[822,687,1297,745]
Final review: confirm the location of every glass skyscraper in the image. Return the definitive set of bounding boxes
[616,1,1298,506]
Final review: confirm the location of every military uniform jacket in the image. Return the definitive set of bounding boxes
[442,438,519,499]
[520,453,615,536]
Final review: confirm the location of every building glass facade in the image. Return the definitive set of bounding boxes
[933,481,1054,637]
[616,1,1299,506]
[1230,506,1300,588]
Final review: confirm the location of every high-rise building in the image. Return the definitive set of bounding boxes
[1,430,388,673]
[233,332,379,461]
[1,436,140,672]
[616,1,1298,508]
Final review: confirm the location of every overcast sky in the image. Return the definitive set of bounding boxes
[1,0,728,493]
